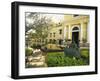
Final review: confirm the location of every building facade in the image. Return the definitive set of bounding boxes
[46,14,89,48]
[26,14,89,48]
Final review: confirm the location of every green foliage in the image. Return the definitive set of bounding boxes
[31,44,41,49]
[80,49,89,58]
[64,48,81,58]
[46,52,88,67]
[70,42,79,50]
[25,47,33,56]
[64,42,80,58]
[26,13,53,40]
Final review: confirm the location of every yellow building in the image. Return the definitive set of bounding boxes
[46,24,64,45]
[46,14,89,48]
[64,14,89,42]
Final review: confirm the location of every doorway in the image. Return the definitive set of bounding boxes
[72,27,79,47]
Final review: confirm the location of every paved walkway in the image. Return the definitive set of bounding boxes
[26,50,47,68]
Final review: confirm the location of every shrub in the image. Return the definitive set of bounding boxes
[64,48,81,58]
[70,41,79,50]
[64,42,81,58]
[25,47,33,56]
[80,49,89,58]
[31,44,41,49]
[31,44,36,48]
[46,52,88,67]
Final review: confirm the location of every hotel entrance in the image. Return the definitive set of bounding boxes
[72,27,79,47]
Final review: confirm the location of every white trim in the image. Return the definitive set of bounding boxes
[72,30,80,32]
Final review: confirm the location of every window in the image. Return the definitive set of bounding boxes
[73,27,79,30]
[53,39,56,44]
[49,39,52,43]
[73,14,79,17]
[53,33,55,37]
[59,29,62,34]
[59,39,63,45]
[50,33,52,37]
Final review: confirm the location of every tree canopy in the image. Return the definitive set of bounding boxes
[25,13,53,46]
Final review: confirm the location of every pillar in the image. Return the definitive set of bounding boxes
[63,26,67,40]
[87,22,90,43]
[80,22,84,43]
[68,25,71,39]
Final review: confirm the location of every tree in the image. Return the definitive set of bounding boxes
[25,13,53,46]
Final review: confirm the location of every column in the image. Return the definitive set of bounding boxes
[84,23,88,42]
[68,25,71,39]
[87,22,90,43]
[80,22,84,43]
[63,26,67,40]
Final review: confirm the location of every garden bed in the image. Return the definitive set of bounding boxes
[46,49,89,67]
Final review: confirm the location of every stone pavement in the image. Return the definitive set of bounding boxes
[26,49,47,68]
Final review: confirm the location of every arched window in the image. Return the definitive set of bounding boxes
[72,27,79,30]
[72,27,79,32]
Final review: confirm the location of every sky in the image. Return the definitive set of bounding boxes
[44,13,64,23]
[26,12,65,24]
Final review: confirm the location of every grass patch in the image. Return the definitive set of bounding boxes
[46,49,89,67]
[80,49,89,58]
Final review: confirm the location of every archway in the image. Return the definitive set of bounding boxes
[72,27,79,47]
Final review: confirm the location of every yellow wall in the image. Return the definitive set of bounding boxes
[47,26,64,41]
[64,15,89,42]
[46,15,89,43]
